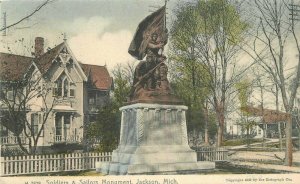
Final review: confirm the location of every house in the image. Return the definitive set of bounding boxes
[0,37,113,154]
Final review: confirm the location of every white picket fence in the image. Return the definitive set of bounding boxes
[0,152,111,176]
[0,148,228,176]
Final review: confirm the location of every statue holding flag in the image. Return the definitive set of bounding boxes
[98,2,214,175]
[128,5,179,104]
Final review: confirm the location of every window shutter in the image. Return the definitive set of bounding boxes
[52,88,58,97]
[70,89,75,97]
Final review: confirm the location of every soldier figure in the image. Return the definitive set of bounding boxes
[145,32,167,90]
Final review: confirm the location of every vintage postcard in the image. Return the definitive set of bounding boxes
[0,0,299,183]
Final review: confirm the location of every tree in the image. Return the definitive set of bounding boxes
[235,79,257,146]
[243,0,300,166]
[0,63,54,155]
[169,56,213,144]
[86,101,120,152]
[111,61,136,106]
[170,0,249,146]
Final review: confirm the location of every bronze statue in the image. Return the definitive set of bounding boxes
[127,6,182,104]
[145,32,167,90]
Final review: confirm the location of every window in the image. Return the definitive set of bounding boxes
[7,90,13,100]
[52,86,58,96]
[31,113,43,136]
[69,82,75,97]
[53,74,75,97]
[57,78,63,97]
[31,113,39,136]
[0,124,8,137]
[96,91,103,105]
[55,115,63,136]
[63,79,68,97]
[88,92,96,105]
[55,113,72,139]
[89,98,95,105]
[64,115,70,138]
[70,89,75,97]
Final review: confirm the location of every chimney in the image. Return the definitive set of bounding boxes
[35,37,44,58]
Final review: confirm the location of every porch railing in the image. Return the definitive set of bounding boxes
[0,136,28,145]
[53,135,81,143]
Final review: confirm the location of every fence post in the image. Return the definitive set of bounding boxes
[0,157,4,176]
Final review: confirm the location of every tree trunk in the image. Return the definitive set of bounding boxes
[16,136,29,155]
[205,127,209,145]
[285,116,293,166]
[259,82,266,148]
[217,113,224,147]
[247,127,250,147]
[278,122,283,150]
[204,104,209,145]
[275,84,283,150]
[32,139,38,155]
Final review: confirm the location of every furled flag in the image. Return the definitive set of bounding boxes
[128,6,166,60]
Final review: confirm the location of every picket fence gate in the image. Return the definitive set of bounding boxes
[0,152,111,176]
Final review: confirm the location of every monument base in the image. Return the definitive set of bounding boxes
[97,103,215,175]
[98,146,215,174]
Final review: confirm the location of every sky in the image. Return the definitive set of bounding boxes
[0,0,299,110]
[0,0,181,71]
[0,0,298,70]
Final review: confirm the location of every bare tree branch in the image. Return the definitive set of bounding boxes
[1,0,54,32]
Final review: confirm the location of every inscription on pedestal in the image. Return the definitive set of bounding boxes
[99,103,215,175]
[119,104,188,146]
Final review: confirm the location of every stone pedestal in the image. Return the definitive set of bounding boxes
[99,103,214,174]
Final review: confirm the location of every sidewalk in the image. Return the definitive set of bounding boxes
[228,151,300,173]
[229,138,279,150]
[230,160,300,173]
[230,151,300,162]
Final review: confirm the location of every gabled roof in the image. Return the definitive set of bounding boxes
[34,43,64,75]
[81,64,113,90]
[0,53,33,81]
[0,40,112,91]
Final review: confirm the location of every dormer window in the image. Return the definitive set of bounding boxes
[53,73,75,98]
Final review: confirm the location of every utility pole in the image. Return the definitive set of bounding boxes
[289,0,300,27]
[286,0,300,167]
[2,12,6,36]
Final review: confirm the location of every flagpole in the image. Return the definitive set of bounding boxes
[164,0,167,30]
[162,0,168,53]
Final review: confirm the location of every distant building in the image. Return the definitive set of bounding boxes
[0,37,113,153]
